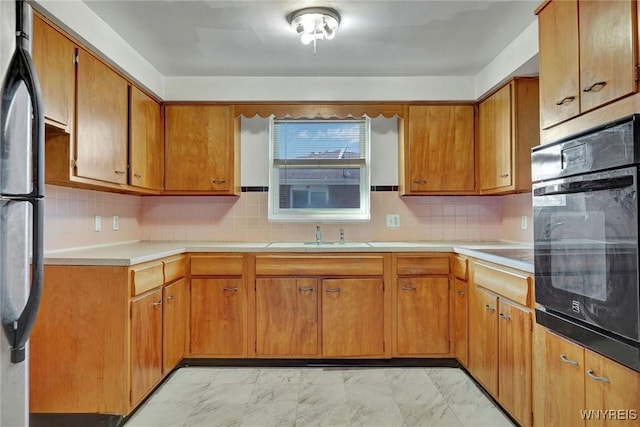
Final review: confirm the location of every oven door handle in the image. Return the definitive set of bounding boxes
[533,176,634,196]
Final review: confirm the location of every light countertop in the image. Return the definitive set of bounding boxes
[44,240,534,272]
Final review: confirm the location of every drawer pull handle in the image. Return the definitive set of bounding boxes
[298,287,314,292]
[401,286,417,291]
[166,295,175,301]
[115,170,126,175]
[456,290,465,296]
[212,179,227,184]
[498,313,511,320]
[223,287,239,292]
[555,96,576,106]
[586,369,610,383]
[499,173,510,178]
[583,81,607,93]
[134,173,142,178]
[325,288,341,293]
[560,354,579,366]
[152,301,163,306]
[484,304,496,312]
[413,179,426,184]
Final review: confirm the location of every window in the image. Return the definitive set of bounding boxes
[268,118,371,222]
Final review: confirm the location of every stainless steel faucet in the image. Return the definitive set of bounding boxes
[339,229,345,244]
[316,225,322,244]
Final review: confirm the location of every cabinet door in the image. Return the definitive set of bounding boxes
[584,350,640,426]
[579,0,636,114]
[407,105,475,193]
[537,0,580,128]
[130,86,162,190]
[130,289,163,406]
[32,15,75,129]
[165,105,233,192]
[468,286,499,396]
[543,330,585,427]
[255,278,319,356]
[190,278,245,356]
[163,278,188,372]
[497,300,532,426]
[452,278,468,366]
[76,48,128,184]
[396,277,449,355]
[322,278,384,357]
[479,83,512,192]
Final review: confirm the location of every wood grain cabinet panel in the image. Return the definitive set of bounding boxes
[469,286,499,396]
[32,15,75,130]
[164,104,239,194]
[130,289,163,407]
[452,278,468,366]
[322,278,384,357]
[478,78,539,194]
[191,278,246,356]
[76,48,129,185]
[129,86,162,190]
[402,105,475,194]
[163,278,189,372]
[255,278,319,356]
[396,277,449,355]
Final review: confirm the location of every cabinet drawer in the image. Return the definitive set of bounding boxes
[190,255,244,276]
[473,261,531,306]
[396,255,450,276]
[453,257,468,280]
[163,255,187,283]
[256,255,384,276]
[131,262,164,296]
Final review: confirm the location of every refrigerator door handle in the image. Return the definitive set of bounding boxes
[0,0,45,199]
[2,198,44,363]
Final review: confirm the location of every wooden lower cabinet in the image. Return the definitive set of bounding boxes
[452,278,468,366]
[130,288,163,406]
[163,278,189,371]
[322,278,385,357]
[469,286,499,395]
[191,278,245,356]
[396,277,449,355]
[255,278,319,356]
[538,329,640,427]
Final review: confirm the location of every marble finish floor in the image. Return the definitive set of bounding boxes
[124,366,515,427]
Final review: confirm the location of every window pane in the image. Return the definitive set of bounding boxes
[274,120,365,161]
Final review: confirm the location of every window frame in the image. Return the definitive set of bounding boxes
[267,117,371,222]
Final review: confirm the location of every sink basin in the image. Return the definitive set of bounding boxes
[267,241,372,248]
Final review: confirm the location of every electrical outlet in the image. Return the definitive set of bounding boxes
[521,215,528,231]
[112,215,119,231]
[386,214,400,229]
[94,215,102,232]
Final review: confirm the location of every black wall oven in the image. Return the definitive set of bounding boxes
[532,115,640,372]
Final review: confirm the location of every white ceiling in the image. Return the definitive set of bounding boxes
[81,0,539,78]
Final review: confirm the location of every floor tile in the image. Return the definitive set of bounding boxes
[294,403,349,427]
[399,403,464,427]
[450,402,516,427]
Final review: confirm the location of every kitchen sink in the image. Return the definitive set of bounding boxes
[267,241,372,248]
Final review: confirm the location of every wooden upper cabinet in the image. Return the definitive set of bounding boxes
[32,15,76,131]
[579,0,637,114]
[538,0,580,129]
[402,105,475,194]
[537,0,637,129]
[164,104,240,194]
[478,78,539,194]
[130,87,162,190]
[76,48,129,185]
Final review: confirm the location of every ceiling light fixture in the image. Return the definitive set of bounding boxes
[288,7,340,55]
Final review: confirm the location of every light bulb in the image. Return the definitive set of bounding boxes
[300,32,315,45]
[323,21,336,39]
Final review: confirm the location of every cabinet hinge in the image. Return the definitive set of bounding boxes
[530,317,533,332]
[73,50,79,65]
[530,411,534,427]
[70,158,77,170]
[383,342,385,352]
[636,64,640,83]
[254,341,257,352]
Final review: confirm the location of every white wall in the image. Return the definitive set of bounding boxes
[240,116,399,187]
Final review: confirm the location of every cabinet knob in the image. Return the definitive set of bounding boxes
[483,304,496,312]
[325,288,341,293]
[456,290,465,296]
[114,170,126,175]
[152,300,163,306]
[498,313,511,320]
[499,173,510,178]
[298,287,314,292]
[413,179,427,184]
[212,179,227,184]
[166,295,175,301]
[586,369,610,383]
[583,81,607,93]
[134,173,142,179]
[560,354,579,366]
[555,96,576,106]
[223,287,239,292]
[401,285,417,291]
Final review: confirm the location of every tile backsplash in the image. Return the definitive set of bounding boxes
[44,185,533,252]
